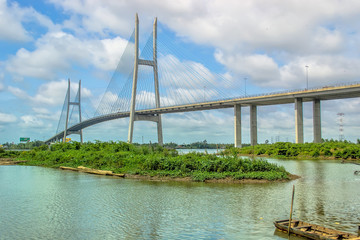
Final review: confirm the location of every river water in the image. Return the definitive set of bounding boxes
[0,158,359,240]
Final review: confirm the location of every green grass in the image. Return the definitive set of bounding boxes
[17,141,291,182]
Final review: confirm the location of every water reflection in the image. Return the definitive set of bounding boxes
[0,159,359,240]
[314,162,325,217]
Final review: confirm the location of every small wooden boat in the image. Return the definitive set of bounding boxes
[274,219,360,240]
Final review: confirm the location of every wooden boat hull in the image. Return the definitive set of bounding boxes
[274,219,360,240]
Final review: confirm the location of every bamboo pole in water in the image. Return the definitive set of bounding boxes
[288,185,295,236]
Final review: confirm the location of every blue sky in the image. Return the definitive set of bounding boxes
[1,0,360,144]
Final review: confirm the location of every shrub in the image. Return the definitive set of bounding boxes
[310,149,320,157]
[17,141,290,181]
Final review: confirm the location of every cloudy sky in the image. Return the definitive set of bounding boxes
[1,0,360,144]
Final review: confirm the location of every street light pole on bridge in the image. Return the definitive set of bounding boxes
[305,65,309,89]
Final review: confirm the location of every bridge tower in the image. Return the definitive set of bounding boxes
[63,79,83,143]
[128,14,163,145]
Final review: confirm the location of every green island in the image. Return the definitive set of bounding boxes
[4,140,359,182]
[3,141,292,182]
[226,140,360,163]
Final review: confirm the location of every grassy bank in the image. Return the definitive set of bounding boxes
[17,141,291,182]
[225,141,360,161]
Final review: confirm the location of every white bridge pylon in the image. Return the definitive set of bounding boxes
[127,14,163,145]
[63,79,83,143]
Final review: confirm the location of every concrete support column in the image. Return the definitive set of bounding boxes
[313,99,322,143]
[234,104,242,148]
[250,105,257,146]
[295,98,304,144]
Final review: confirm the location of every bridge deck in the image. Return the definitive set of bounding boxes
[46,83,360,143]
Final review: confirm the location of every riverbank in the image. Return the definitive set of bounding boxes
[16,142,293,182]
[225,142,360,164]
[236,153,360,165]
[58,165,300,183]
[0,158,27,165]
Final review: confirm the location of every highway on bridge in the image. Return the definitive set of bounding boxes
[46,83,360,143]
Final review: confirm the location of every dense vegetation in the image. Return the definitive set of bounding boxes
[17,141,290,182]
[227,141,360,160]
[0,148,21,158]
[1,140,236,150]
[1,140,45,150]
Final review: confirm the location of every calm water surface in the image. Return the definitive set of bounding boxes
[0,159,359,240]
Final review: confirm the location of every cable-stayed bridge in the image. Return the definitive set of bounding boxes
[46,15,360,146]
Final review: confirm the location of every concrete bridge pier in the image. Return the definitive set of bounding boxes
[313,99,322,143]
[295,98,322,143]
[234,104,242,148]
[250,105,257,146]
[295,98,304,143]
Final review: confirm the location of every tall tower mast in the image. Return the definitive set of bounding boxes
[127,14,163,145]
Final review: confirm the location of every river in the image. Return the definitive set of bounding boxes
[0,157,359,239]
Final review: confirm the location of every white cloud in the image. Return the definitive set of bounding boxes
[33,107,51,115]
[215,52,281,88]
[0,112,17,123]
[158,54,216,89]
[8,80,92,106]
[31,107,60,121]
[8,86,28,99]
[311,28,344,54]
[94,91,125,115]
[160,0,359,55]
[20,115,47,128]
[44,0,360,91]
[48,0,139,35]
[7,0,360,88]
[0,0,31,41]
[160,110,233,143]
[215,51,360,89]
[278,56,360,89]
[93,37,130,71]
[51,1,342,53]
[6,31,129,80]
[158,54,234,103]
[0,0,55,42]
[33,80,69,105]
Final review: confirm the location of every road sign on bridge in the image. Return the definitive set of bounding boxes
[20,137,30,142]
